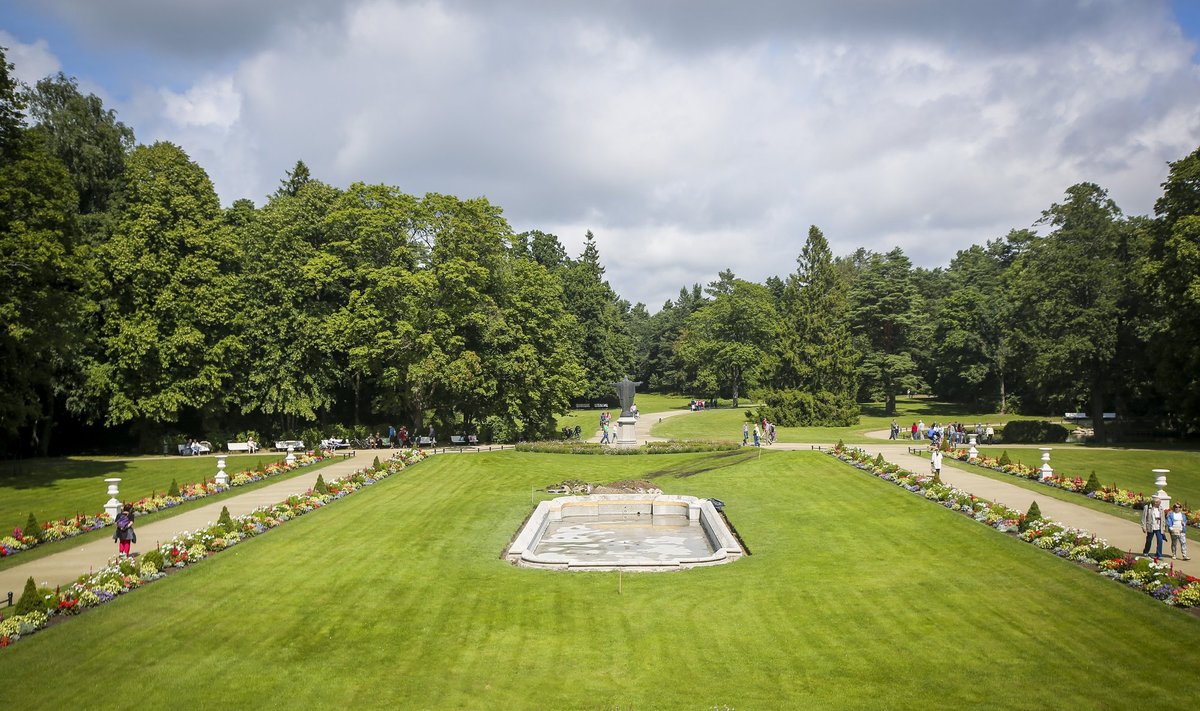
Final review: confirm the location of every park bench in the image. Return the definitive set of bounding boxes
[418,436,435,447]
[274,440,304,451]
[320,438,351,450]
[177,440,213,455]
[449,435,479,449]
[226,441,259,453]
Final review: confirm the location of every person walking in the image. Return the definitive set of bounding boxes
[1166,503,1190,560]
[600,423,610,445]
[113,503,136,556]
[911,422,918,440]
[889,420,898,440]
[742,423,749,446]
[1142,498,1165,558]
[931,449,942,478]
[753,424,761,447]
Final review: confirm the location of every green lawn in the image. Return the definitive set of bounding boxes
[4,450,1197,708]
[556,392,698,435]
[652,396,1046,444]
[0,453,290,534]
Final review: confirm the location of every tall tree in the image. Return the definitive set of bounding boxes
[560,231,634,398]
[849,247,925,414]
[773,226,859,399]
[24,73,134,217]
[676,277,776,407]
[80,142,243,447]
[1007,183,1128,441]
[0,47,88,452]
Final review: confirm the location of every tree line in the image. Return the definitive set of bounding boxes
[3,48,1200,454]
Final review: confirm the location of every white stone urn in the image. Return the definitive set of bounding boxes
[215,456,229,486]
[285,445,296,465]
[967,433,978,462]
[1039,448,1053,481]
[104,478,122,520]
[1153,469,1170,511]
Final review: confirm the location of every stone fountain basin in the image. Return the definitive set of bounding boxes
[506,494,744,572]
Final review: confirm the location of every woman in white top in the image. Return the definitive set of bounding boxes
[1166,503,1190,560]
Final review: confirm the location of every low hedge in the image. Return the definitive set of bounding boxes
[516,441,741,455]
[1000,420,1070,443]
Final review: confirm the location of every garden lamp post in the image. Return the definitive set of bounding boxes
[103,478,122,520]
[1153,469,1170,511]
[215,456,229,486]
[1039,448,1053,481]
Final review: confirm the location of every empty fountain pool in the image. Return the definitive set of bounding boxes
[505,494,744,571]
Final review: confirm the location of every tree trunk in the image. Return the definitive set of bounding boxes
[885,392,896,416]
[732,371,740,408]
[353,372,361,427]
[998,375,1007,415]
[1090,386,1107,443]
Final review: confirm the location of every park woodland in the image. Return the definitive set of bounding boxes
[4,50,1200,456]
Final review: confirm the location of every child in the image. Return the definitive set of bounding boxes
[113,503,136,556]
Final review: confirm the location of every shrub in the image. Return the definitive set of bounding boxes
[998,451,1011,467]
[314,474,329,495]
[167,479,180,498]
[24,513,41,542]
[874,453,886,467]
[999,421,1069,444]
[14,577,40,616]
[217,506,234,532]
[752,389,859,427]
[1082,471,1101,494]
[140,549,165,571]
[1019,500,1043,532]
[372,456,381,471]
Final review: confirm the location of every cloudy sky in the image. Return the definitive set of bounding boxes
[3,0,1199,309]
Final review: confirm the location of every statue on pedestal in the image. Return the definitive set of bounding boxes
[611,377,643,418]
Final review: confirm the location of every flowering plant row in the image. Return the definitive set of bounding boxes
[0,452,330,559]
[0,448,428,648]
[940,448,1200,530]
[830,444,1200,609]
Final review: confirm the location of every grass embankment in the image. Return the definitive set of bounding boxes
[0,455,338,572]
[4,450,1198,708]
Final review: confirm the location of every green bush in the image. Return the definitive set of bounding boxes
[167,479,180,498]
[999,421,1069,444]
[1083,472,1101,494]
[372,456,381,471]
[24,512,41,542]
[752,389,859,427]
[14,577,40,616]
[217,506,234,532]
[1019,500,1043,532]
[314,474,329,494]
[998,451,1011,467]
[141,548,165,571]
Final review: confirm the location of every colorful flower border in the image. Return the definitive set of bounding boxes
[1,452,331,558]
[935,447,1200,530]
[0,448,427,648]
[830,444,1200,610]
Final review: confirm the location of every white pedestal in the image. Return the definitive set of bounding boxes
[285,445,296,465]
[215,456,229,486]
[967,433,978,462]
[1153,469,1170,511]
[1039,448,1053,481]
[104,477,122,520]
[615,416,638,449]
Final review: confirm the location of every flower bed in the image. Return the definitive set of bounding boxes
[937,448,1200,530]
[830,444,1200,610]
[0,452,331,559]
[0,448,428,648]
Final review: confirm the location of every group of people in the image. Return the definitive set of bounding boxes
[599,410,614,444]
[889,420,994,446]
[742,418,776,447]
[1142,497,1191,560]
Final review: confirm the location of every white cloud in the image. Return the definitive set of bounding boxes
[41,0,1200,308]
[0,30,61,84]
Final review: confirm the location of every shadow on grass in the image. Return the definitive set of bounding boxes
[644,449,760,479]
[0,458,129,489]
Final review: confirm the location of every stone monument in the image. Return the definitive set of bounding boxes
[611,376,642,448]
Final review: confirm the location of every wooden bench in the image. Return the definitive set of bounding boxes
[178,441,213,455]
[450,435,479,448]
[226,441,259,453]
[418,436,435,447]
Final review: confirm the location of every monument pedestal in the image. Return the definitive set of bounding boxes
[615,416,638,448]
